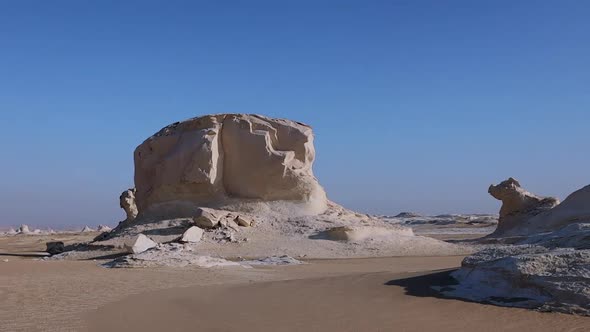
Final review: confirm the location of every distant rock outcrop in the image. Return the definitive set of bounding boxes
[17,224,30,234]
[133,114,327,218]
[97,225,112,232]
[488,178,559,236]
[81,226,94,233]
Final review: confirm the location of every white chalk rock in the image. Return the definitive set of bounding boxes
[6,228,17,235]
[488,178,559,236]
[133,114,327,218]
[180,226,204,243]
[489,179,590,237]
[17,224,30,234]
[193,207,222,229]
[235,215,253,227]
[81,226,94,233]
[120,188,139,222]
[324,226,414,242]
[125,234,158,254]
[97,225,112,232]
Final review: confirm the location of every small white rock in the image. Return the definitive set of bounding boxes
[125,234,158,254]
[180,226,204,243]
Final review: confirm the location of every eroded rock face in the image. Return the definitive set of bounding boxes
[133,114,327,217]
[488,178,559,236]
[120,188,138,222]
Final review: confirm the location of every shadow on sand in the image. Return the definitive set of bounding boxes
[0,252,49,258]
[385,269,460,298]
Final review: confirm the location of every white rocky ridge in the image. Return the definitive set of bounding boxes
[444,246,590,315]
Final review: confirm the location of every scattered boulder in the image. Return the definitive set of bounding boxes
[235,215,253,227]
[46,241,65,255]
[488,178,559,236]
[193,207,223,229]
[120,188,138,222]
[125,234,157,254]
[133,114,327,218]
[180,226,204,243]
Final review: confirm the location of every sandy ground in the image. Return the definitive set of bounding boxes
[1,232,589,332]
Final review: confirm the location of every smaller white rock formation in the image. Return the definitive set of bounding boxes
[125,234,157,254]
[97,225,112,232]
[81,226,94,233]
[180,226,204,243]
[6,228,17,235]
[17,224,30,234]
[120,188,138,222]
[488,178,559,236]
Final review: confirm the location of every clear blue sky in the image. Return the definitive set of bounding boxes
[1,1,589,227]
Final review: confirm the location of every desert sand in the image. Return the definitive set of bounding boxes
[1,239,589,332]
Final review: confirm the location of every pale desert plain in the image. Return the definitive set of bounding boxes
[2,114,590,332]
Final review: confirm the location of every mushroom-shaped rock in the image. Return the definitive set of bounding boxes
[125,234,157,254]
[180,226,204,243]
[488,178,559,236]
[17,224,30,234]
[133,114,327,218]
[120,188,138,222]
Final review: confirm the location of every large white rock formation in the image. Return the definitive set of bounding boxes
[133,114,327,218]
